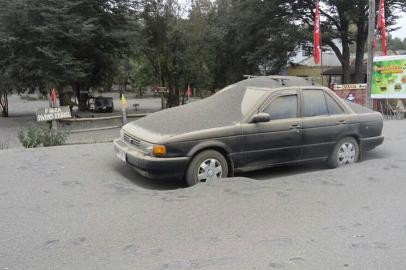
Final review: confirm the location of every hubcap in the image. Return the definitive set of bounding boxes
[197,159,223,182]
[337,142,356,165]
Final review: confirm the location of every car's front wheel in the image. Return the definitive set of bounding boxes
[185,150,229,186]
[327,137,359,169]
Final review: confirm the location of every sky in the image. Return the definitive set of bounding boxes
[392,14,406,39]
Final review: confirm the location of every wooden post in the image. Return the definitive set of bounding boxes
[366,0,376,109]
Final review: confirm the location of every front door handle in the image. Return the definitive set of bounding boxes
[337,120,347,124]
[290,124,301,129]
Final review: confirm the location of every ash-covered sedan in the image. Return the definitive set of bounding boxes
[114,76,383,186]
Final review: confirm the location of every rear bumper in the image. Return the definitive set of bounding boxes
[114,139,189,180]
[360,136,384,151]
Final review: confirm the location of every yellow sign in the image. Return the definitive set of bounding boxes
[121,94,127,109]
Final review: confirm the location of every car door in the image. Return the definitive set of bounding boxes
[301,88,351,160]
[241,90,303,168]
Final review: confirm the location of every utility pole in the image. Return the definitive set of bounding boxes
[366,0,376,109]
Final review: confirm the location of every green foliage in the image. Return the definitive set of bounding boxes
[388,35,406,51]
[1,0,405,112]
[18,125,68,148]
[138,0,306,106]
[0,0,135,108]
[288,0,406,83]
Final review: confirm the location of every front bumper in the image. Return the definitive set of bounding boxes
[113,138,189,180]
[360,136,384,152]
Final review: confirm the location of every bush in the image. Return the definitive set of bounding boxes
[18,125,68,148]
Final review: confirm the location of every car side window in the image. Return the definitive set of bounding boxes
[324,93,345,115]
[303,90,328,117]
[263,95,298,120]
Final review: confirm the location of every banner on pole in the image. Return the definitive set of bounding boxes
[371,55,406,99]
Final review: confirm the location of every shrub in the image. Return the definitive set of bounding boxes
[18,126,43,148]
[18,125,68,148]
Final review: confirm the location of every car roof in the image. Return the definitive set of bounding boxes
[126,76,322,142]
[234,76,320,91]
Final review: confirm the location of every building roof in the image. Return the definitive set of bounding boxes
[292,52,342,67]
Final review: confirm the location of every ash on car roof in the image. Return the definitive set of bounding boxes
[128,76,318,138]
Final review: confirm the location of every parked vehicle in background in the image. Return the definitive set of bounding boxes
[114,76,384,186]
[88,96,114,113]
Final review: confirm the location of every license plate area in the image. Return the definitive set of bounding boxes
[116,150,126,162]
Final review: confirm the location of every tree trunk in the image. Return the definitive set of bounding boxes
[74,84,88,111]
[342,61,351,84]
[0,90,8,117]
[355,21,367,83]
[59,90,71,107]
[167,87,180,108]
[322,37,351,84]
[341,28,351,84]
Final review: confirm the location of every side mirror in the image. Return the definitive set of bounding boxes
[250,112,271,123]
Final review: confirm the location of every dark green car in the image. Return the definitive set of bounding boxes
[114,76,384,186]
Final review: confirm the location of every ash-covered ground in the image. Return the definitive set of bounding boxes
[1,120,406,269]
[0,94,162,148]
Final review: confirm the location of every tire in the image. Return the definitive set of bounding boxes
[327,137,359,169]
[185,150,229,187]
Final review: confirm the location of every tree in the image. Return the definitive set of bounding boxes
[387,34,406,50]
[289,0,406,83]
[0,0,136,114]
[215,0,307,80]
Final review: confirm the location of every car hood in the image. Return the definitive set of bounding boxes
[123,88,245,143]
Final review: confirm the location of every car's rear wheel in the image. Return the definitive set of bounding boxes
[327,137,359,169]
[185,150,228,186]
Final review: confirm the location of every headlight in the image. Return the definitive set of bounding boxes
[152,145,167,157]
[146,144,167,157]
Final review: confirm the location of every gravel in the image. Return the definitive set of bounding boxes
[1,120,406,269]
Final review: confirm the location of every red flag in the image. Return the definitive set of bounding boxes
[187,83,192,98]
[376,0,387,55]
[50,88,57,107]
[313,0,321,64]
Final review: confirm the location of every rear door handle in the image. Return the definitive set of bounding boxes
[337,120,347,124]
[290,124,301,129]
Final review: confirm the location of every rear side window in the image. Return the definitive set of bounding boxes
[303,90,328,117]
[324,93,345,115]
[263,95,298,120]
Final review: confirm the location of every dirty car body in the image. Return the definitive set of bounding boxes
[114,76,384,183]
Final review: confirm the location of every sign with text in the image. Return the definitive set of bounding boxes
[36,107,71,122]
[333,84,367,106]
[371,55,406,99]
[333,84,367,91]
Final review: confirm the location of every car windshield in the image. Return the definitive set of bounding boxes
[241,87,268,115]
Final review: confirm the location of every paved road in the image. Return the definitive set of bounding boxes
[1,120,406,269]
